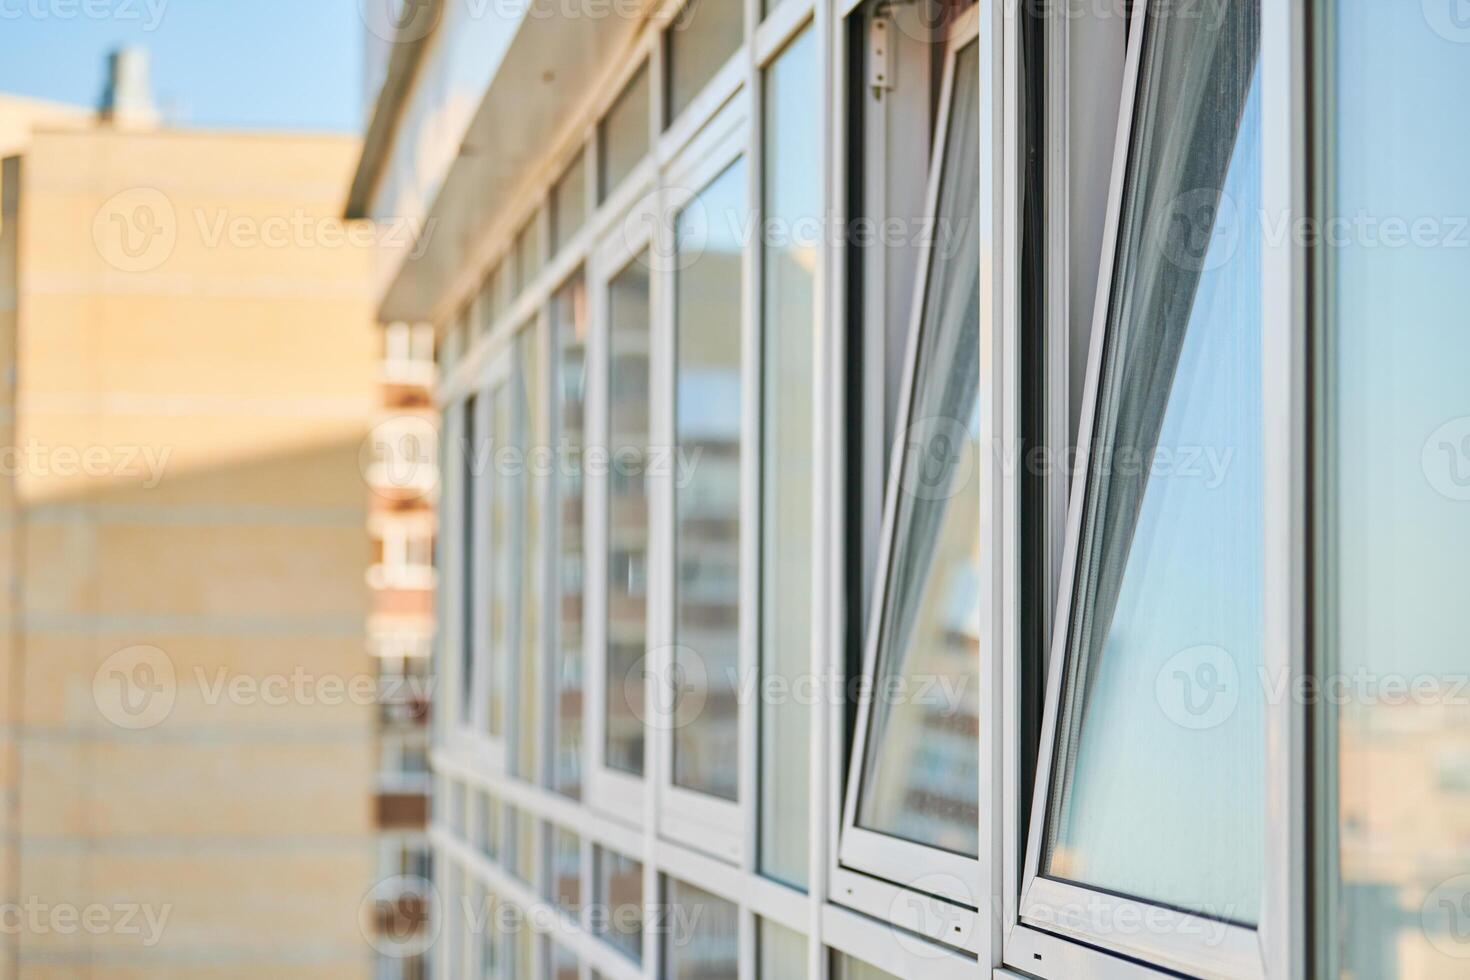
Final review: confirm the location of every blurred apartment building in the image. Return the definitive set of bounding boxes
[0,51,384,979]
[364,320,438,980]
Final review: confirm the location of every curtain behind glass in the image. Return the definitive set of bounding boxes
[1042,0,1264,919]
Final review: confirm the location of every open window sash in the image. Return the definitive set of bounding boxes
[1015,2,1272,977]
[838,6,984,913]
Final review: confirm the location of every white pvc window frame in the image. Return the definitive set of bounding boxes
[584,206,659,826]
[835,0,986,925]
[655,95,754,867]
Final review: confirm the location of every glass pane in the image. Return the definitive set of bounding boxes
[516,326,544,781]
[480,891,501,978]
[515,213,543,297]
[475,791,500,860]
[490,261,508,322]
[1042,4,1263,921]
[1324,4,1470,976]
[664,878,738,980]
[548,828,581,913]
[489,381,514,737]
[665,0,744,125]
[478,274,497,335]
[549,942,578,980]
[855,41,982,856]
[552,150,587,253]
[461,397,478,725]
[599,62,650,202]
[758,919,807,979]
[593,847,643,963]
[759,25,818,888]
[830,952,898,980]
[673,160,745,801]
[553,273,589,798]
[606,256,652,777]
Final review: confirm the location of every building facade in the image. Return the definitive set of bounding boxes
[368,319,440,980]
[348,1,1470,977]
[0,58,382,979]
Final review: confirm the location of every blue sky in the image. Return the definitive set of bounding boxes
[0,0,363,132]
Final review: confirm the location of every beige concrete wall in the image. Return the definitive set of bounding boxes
[6,126,379,979]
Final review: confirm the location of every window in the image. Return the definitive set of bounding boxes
[672,159,746,805]
[665,0,744,126]
[551,273,589,798]
[839,21,982,903]
[592,847,643,962]
[1320,3,1470,977]
[461,396,479,725]
[515,212,544,298]
[599,62,650,202]
[478,273,498,336]
[547,827,581,913]
[758,920,807,979]
[549,941,578,980]
[604,256,652,780]
[829,953,898,980]
[663,878,738,980]
[475,792,499,860]
[1020,1,1265,975]
[488,378,514,741]
[552,149,588,254]
[490,260,509,322]
[759,24,818,890]
[514,325,545,781]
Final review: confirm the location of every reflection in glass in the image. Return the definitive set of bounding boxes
[665,0,744,125]
[593,847,643,963]
[605,257,651,777]
[552,150,587,254]
[599,62,650,202]
[1325,3,1470,975]
[550,941,578,980]
[553,274,589,798]
[515,326,544,781]
[548,827,581,913]
[475,791,500,860]
[488,381,514,738]
[461,396,478,725]
[674,161,745,802]
[855,41,982,856]
[1042,4,1264,920]
[831,952,899,980]
[759,919,807,979]
[664,878,738,980]
[514,212,542,297]
[760,26,818,888]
